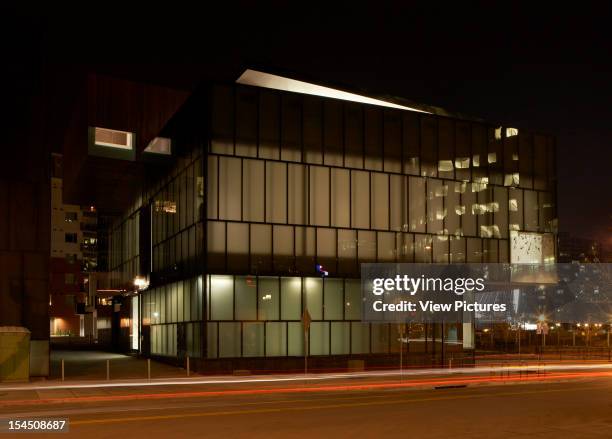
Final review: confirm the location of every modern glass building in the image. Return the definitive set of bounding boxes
[107,70,557,372]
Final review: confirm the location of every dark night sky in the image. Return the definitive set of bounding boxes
[3,3,611,246]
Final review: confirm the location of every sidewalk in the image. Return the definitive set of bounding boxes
[49,350,196,381]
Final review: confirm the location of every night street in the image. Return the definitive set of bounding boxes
[1,373,612,438]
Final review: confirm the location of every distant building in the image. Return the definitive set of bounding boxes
[49,153,98,339]
[557,232,600,263]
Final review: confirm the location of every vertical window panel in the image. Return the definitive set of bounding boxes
[273,225,294,273]
[281,94,302,162]
[450,236,466,263]
[266,161,287,223]
[303,96,322,164]
[324,279,343,320]
[258,277,279,320]
[403,112,420,175]
[455,121,471,181]
[243,322,264,357]
[364,108,383,170]
[389,175,407,232]
[437,118,454,179]
[371,173,389,230]
[310,322,330,355]
[266,322,287,357]
[345,280,362,320]
[309,166,330,226]
[331,322,350,355]
[227,222,249,272]
[409,177,426,233]
[316,228,336,272]
[377,232,396,262]
[259,90,280,159]
[218,157,242,220]
[462,188,477,237]
[494,186,509,239]
[211,85,234,155]
[288,164,308,224]
[471,124,487,183]
[357,230,376,262]
[288,322,304,356]
[295,227,316,274]
[218,322,240,358]
[250,224,272,272]
[433,235,449,263]
[331,168,350,228]
[281,277,302,320]
[446,182,461,237]
[488,126,503,185]
[242,159,264,222]
[207,221,225,272]
[235,87,258,157]
[420,116,437,177]
[344,103,364,168]
[467,238,482,262]
[351,323,370,354]
[524,190,539,231]
[323,100,343,166]
[415,234,432,262]
[397,233,414,262]
[427,179,445,234]
[351,170,370,229]
[210,275,234,320]
[304,277,323,320]
[338,229,357,275]
[383,111,402,173]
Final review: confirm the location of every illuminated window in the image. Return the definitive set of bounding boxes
[144,137,172,155]
[455,158,470,169]
[94,127,133,150]
[64,212,77,222]
[506,127,519,137]
[504,173,520,186]
[65,273,76,285]
[494,127,502,140]
[438,160,454,172]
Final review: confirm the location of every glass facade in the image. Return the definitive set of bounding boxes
[108,81,557,365]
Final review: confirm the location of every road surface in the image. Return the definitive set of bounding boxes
[1,370,611,438]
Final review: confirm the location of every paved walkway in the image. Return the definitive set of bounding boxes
[49,350,195,381]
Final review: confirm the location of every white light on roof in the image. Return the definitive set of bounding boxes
[236,69,430,113]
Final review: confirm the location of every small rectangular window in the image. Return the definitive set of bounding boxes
[65,233,78,243]
[65,212,78,223]
[65,273,76,285]
[94,127,133,150]
[144,137,172,155]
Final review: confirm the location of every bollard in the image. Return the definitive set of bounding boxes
[61,359,65,381]
[106,359,110,381]
[187,356,190,377]
[147,358,151,380]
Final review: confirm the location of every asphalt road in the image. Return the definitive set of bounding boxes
[2,374,612,438]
